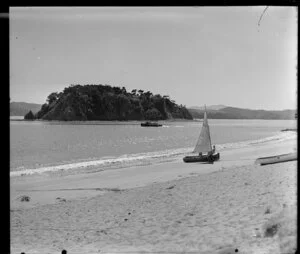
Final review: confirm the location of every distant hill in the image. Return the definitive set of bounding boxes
[35,84,193,121]
[188,106,296,120]
[10,102,42,116]
[189,105,227,111]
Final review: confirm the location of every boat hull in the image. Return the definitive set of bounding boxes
[255,152,297,166]
[183,153,220,163]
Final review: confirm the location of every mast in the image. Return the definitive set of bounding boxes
[205,105,212,152]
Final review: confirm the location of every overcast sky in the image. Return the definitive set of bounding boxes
[10,7,297,110]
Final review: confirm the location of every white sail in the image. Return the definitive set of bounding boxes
[193,110,212,154]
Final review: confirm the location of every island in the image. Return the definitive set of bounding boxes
[34,84,193,121]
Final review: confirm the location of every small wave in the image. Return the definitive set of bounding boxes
[10,131,296,177]
[216,131,296,150]
[10,148,191,177]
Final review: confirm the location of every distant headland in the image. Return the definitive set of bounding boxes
[188,106,297,120]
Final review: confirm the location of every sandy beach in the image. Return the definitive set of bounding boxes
[10,136,297,254]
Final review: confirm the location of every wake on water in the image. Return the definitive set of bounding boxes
[10,131,296,177]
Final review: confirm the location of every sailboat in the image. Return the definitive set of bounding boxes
[183,106,220,163]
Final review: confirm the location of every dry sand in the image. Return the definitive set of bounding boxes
[10,137,297,254]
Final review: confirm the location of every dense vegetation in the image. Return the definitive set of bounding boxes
[24,110,35,120]
[188,107,297,120]
[35,84,193,121]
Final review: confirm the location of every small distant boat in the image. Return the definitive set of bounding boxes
[141,121,162,127]
[183,106,220,163]
[281,128,297,132]
[255,152,297,166]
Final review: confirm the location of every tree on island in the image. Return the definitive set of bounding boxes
[24,110,35,120]
[47,92,59,105]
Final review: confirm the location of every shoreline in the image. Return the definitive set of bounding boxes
[11,137,296,209]
[10,134,297,253]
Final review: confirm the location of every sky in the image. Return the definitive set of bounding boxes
[10,7,297,110]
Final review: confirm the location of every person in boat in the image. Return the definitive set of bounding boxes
[207,151,214,163]
[207,146,216,163]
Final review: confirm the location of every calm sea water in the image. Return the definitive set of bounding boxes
[10,119,297,176]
